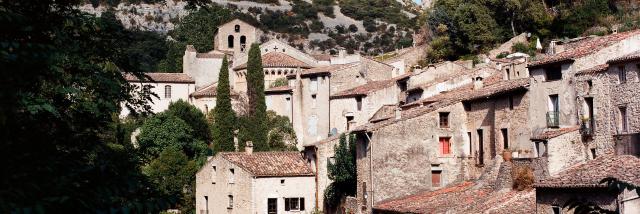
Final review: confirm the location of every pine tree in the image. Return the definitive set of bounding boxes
[245,43,269,151]
[212,56,236,152]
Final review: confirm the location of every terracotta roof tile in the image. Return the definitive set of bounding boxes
[576,64,610,76]
[530,126,580,140]
[607,50,640,64]
[311,54,332,61]
[535,155,640,188]
[190,83,240,98]
[221,151,314,177]
[234,52,311,70]
[373,182,536,214]
[124,72,195,83]
[265,85,292,94]
[369,104,397,123]
[529,30,640,67]
[330,79,396,99]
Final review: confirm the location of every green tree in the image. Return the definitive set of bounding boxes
[266,111,297,151]
[212,56,236,153]
[244,43,269,151]
[137,112,207,161]
[166,99,211,142]
[324,134,357,207]
[144,147,199,214]
[0,0,214,211]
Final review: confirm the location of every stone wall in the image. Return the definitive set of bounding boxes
[120,82,196,117]
[536,188,618,214]
[195,155,254,214]
[545,130,588,175]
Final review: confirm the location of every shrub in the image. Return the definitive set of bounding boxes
[512,165,534,191]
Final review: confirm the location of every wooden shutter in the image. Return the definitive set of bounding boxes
[300,198,305,211]
[432,171,441,187]
[440,137,450,155]
[285,198,290,211]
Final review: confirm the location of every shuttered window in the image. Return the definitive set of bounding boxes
[284,197,305,211]
[432,171,441,187]
[439,137,451,155]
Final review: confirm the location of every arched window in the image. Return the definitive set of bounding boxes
[234,25,240,32]
[164,85,172,99]
[240,36,247,52]
[228,35,234,48]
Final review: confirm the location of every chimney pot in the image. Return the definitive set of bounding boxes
[245,141,253,155]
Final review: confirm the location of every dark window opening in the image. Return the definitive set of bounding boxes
[587,80,593,91]
[467,132,472,156]
[545,65,562,81]
[268,198,277,214]
[439,112,450,128]
[506,68,511,80]
[240,36,247,52]
[284,198,304,211]
[501,128,509,149]
[585,97,594,132]
[280,179,285,185]
[477,129,484,165]
[552,205,562,214]
[228,195,233,209]
[356,97,363,111]
[227,35,234,48]
[463,102,471,111]
[398,80,408,92]
[620,107,628,133]
[619,65,627,83]
[346,115,354,131]
[591,148,597,159]
[234,24,240,32]
[509,96,514,110]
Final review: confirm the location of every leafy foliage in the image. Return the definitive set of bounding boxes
[166,100,211,142]
[324,134,357,207]
[137,112,207,161]
[212,56,236,153]
[144,147,199,213]
[266,111,298,151]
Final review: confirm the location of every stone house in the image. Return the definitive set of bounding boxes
[348,76,531,213]
[265,85,294,120]
[232,52,312,92]
[574,51,640,157]
[213,19,262,55]
[195,144,315,214]
[189,83,242,115]
[534,155,640,214]
[302,135,342,213]
[120,73,196,117]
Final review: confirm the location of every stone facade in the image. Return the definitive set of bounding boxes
[213,19,262,55]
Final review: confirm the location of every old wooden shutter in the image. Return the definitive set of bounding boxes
[432,171,441,187]
[285,198,290,211]
[439,137,450,155]
[300,198,305,210]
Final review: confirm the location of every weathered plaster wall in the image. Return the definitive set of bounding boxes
[266,92,293,119]
[195,156,254,214]
[545,131,588,175]
[120,82,195,117]
[329,86,399,134]
[253,176,316,214]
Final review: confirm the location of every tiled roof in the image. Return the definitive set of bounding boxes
[330,79,396,99]
[535,155,640,188]
[287,63,358,78]
[369,104,397,123]
[607,50,640,64]
[234,52,311,70]
[529,30,640,67]
[530,126,579,140]
[576,64,610,76]
[355,77,529,132]
[373,182,536,214]
[265,85,292,94]
[220,151,314,177]
[189,83,240,98]
[406,67,496,92]
[124,72,195,83]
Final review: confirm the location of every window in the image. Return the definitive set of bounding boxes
[356,97,363,111]
[619,107,628,133]
[548,95,559,127]
[506,68,511,80]
[552,205,562,214]
[362,182,368,201]
[467,132,472,156]
[549,95,559,112]
[234,24,240,32]
[267,198,277,214]
[346,115,354,131]
[477,129,484,165]
[228,195,233,209]
[228,168,235,184]
[591,148,597,159]
[204,196,209,212]
[439,137,451,155]
[211,166,216,184]
[618,65,627,83]
[227,35,234,48]
[585,97,594,132]
[463,102,471,111]
[280,179,285,185]
[284,198,305,211]
[545,65,562,81]
[431,164,442,187]
[535,141,547,157]
[398,80,408,92]
[164,85,172,99]
[586,80,593,91]
[509,96,514,110]
[439,112,450,128]
[501,128,509,149]
[240,36,247,52]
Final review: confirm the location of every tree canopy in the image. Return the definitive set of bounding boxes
[325,134,357,207]
[212,56,236,153]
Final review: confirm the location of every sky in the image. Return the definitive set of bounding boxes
[414,0,422,3]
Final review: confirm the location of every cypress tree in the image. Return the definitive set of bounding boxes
[245,43,269,151]
[212,56,236,152]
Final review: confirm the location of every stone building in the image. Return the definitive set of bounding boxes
[195,144,315,214]
[213,19,262,55]
[534,155,640,214]
[120,73,196,117]
[232,52,312,92]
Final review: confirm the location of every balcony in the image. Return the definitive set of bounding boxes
[546,111,559,128]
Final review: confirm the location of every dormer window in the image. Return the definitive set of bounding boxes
[234,25,240,32]
[544,65,562,81]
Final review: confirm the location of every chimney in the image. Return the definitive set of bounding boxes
[395,107,402,119]
[338,48,346,58]
[473,77,484,90]
[245,141,253,155]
